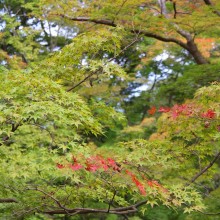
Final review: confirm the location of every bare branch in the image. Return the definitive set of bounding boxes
[107,191,116,212]
[187,151,220,185]
[26,187,70,214]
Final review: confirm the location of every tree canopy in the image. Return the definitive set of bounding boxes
[0,0,220,219]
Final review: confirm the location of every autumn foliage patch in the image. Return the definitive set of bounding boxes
[57,155,167,196]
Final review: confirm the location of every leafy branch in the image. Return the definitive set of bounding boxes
[53,12,209,64]
[66,37,140,92]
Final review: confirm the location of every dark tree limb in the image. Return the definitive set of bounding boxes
[203,0,212,4]
[0,198,18,203]
[113,0,128,22]
[43,200,147,215]
[1,121,22,145]
[187,151,220,185]
[26,186,148,216]
[131,29,189,50]
[198,210,220,215]
[54,14,209,64]
[55,13,188,49]
[58,14,117,27]
[173,2,177,19]
[107,191,116,213]
[203,0,220,16]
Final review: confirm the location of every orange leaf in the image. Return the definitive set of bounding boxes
[148,106,156,115]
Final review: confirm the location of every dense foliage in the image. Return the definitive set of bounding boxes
[0,0,220,219]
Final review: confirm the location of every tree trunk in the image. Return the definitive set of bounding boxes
[186,40,209,65]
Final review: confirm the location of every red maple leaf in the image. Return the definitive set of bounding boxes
[148,106,157,115]
[147,180,154,188]
[201,109,215,119]
[167,104,192,119]
[72,156,77,163]
[107,158,120,172]
[69,163,83,171]
[126,170,146,195]
[56,163,65,169]
[85,162,99,172]
[85,156,103,172]
[158,106,171,113]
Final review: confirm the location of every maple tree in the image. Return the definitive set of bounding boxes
[0,0,220,220]
[39,0,220,64]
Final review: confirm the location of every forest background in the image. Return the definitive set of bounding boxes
[0,0,220,219]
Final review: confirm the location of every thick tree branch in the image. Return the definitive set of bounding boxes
[43,200,147,215]
[203,0,212,5]
[1,122,22,145]
[54,14,209,64]
[57,14,117,27]
[173,2,177,19]
[158,0,167,17]
[0,198,18,203]
[134,28,208,64]
[55,14,187,49]
[26,186,147,216]
[131,29,188,50]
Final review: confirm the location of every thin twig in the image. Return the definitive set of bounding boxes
[107,191,116,213]
[66,37,140,92]
[26,187,70,214]
[113,0,128,23]
[197,210,220,215]
[186,151,220,186]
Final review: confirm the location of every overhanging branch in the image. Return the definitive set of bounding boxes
[54,14,211,64]
[26,186,147,215]
[57,14,117,27]
[43,200,147,215]
[131,29,188,50]
[54,14,188,50]
[0,198,18,203]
